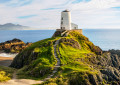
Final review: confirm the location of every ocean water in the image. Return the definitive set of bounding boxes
[0,29,120,51]
[83,29,120,50]
[0,30,55,43]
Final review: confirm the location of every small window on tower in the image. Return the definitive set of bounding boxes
[61,21,63,25]
[62,17,63,20]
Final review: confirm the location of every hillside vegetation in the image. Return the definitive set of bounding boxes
[10,30,120,85]
[0,66,14,82]
[0,38,32,53]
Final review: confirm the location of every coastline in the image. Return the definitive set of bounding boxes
[0,53,17,67]
[0,56,13,67]
[0,53,18,57]
[0,30,119,50]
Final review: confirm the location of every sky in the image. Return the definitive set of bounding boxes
[0,0,120,29]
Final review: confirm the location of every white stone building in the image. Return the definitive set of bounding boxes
[60,10,78,30]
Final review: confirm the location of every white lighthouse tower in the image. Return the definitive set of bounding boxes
[52,10,82,37]
[60,10,72,30]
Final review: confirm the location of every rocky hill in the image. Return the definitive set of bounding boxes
[0,38,32,53]
[10,30,120,85]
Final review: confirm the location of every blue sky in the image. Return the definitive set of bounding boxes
[18,15,37,19]
[0,0,10,3]
[72,0,91,4]
[0,0,120,29]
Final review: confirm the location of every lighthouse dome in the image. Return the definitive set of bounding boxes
[63,9,69,12]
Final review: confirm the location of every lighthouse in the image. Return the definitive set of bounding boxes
[60,10,78,30]
[60,10,71,30]
[52,10,82,37]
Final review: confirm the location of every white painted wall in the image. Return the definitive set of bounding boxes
[71,23,78,29]
[60,10,71,30]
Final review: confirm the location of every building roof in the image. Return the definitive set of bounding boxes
[62,9,70,12]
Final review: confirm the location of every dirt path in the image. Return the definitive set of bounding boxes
[43,39,61,81]
[0,39,61,85]
[0,79,43,85]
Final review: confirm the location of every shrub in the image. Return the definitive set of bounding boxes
[0,71,10,82]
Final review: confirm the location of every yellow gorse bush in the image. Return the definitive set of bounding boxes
[0,71,10,82]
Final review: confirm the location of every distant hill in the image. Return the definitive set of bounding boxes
[0,23,32,30]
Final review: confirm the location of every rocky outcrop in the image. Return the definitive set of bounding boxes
[109,49,120,56]
[10,49,37,68]
[100,67,120,82]
[84,52,120,84]
[59,38,81,49]
[52,30,65,37]
[65,52,120,85]
[87,43,102,55]
[0,38,32,53]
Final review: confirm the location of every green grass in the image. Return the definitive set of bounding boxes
[28,31,103,85]
[67,31,101,55]
[11,37,61,79]
[11,31,102,85]
[16,66,48,80]
[52,31,99,82]
[39,31,98,85]
[58,43,95,74]
[25,38,55,50]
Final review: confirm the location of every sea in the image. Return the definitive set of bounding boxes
[0,29,120,51]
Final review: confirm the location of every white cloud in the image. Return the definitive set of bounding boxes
[0,0,120,29]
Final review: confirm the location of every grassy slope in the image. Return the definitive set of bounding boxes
[58,31,98,74]
[15,38,60,79]
[39,31,102,85]
[10,30,103,84]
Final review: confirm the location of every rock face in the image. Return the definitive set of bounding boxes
[109,49,120,56]
[87,43,102,55]
[0,38,32,53]
[88,52,120,84]
[52,30,65,37]
[52,29,82,37]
